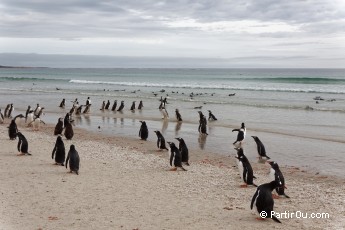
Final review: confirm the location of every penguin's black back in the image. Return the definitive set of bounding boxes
[8,120,18,140]
[139,122,149,140]
[66,145,80,174]
[52,136,66,164]
[64,122,74,140]
[54,119,64,135]
[177,138,189,163]
[17,133,28,153]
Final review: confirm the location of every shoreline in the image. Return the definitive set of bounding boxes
[0,119,344,229]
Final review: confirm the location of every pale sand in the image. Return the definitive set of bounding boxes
[0,122,344,230]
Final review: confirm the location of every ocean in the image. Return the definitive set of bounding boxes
[1,68,345,177]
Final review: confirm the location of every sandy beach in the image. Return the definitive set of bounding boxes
[0,119,344,230]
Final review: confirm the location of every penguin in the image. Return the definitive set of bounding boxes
[139,121,149,140]
[175,109,183,122]
[64,113,71,128]
[175,137,189,165]
[159,101,164,110]
[86,97,91,106]
[268,161,290,198]
[167,142,186,171]
[64,120,74,140]
[8,119,18,140]
[100,101,106,111]
[251,136,270,159]
[7,103,14,118]
[105,100,110,110]
[52,136,65,165]
[25,105,32,122]
[236,152,257,187]
[250,181,282,223]
[111,100,117,111]
[29,117,46,131]
[65,145,80,175]
[161,107,169,119]
[130,101,136,111]
[0,109,4,123]
[26,110,34,126]
[36,107,45,118]
[59,99,66,108]
[232,122,246,146]
[34,103,41,117]
[154,130,168,151]
[199,114,208,135]
[13,114,25,126]
[72,98,78,107]
[117,101,124,111]
[4,104,10,118]
[83,104,91,114]
[75,105,83,115]
[54,118,64,135]
[235,147,247,178]
[16,132,31,155]
[138,100,143,110]
[208,110,218,121]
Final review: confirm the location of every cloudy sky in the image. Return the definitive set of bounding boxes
[1,0,345,68]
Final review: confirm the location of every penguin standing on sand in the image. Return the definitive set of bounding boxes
[26,110,34,126]
[138,100,143,110]
[54,118,64,135]
[100,101,106,111]
[208,110,218,121]
[117,101,124,111]
[8,119,18,140]
[175,137,189,165]
[65,145,80,175]
[250,181,282,223]
[0,109,4,123]
[175,109,182,122]
[235,147,246,178]
[167,142,186,171]
[16,132,31,155]
[139,121,149,140]
[64,120,74,140]
[4,104,10,118]
[59,99,66,108]
[252,136,270,159]
[34,104,41,117]
[105,100,110,110]
[199,115,208,135]
[236,152,256,187]
[111,100,117,111]
[232,122,246,146]
[130,101,136,111]
[25,106,32,122]
[7,104,14,118]
[154,131,168,151]
[268,161,290,198]
[52,136,65,165]
[64,113,73,128]
[86,97,91,106]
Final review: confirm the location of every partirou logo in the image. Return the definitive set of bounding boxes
[259,211,330,219]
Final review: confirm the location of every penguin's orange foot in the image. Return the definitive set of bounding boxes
[240,184,248,188]
[169,168,177,171]
[256,217,266,221]
[272,194,280,199]
[17,152,24,156]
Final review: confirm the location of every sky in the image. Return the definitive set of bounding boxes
[0,0,345,68]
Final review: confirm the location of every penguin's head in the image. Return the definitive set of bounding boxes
[241,123,245,128]
[267,161,279,169]
[167,142,176,148]
[70,145,76,151]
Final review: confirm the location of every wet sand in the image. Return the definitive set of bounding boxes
[0,119,344,229]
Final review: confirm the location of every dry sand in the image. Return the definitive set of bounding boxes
[0,121,344,230]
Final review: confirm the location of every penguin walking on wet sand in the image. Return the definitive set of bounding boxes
[117,101,125,111]
[175,109,182,122]
[59,99,66,108]
[52,136,65,165]
[4,104,11,118]
[251,181,282,223]
[86,97,91,106]
[138,100,143,110]
[65,145,80,175]
[199,114,208,135]
[130,101,136,111]
[64,113,73,128]
[64,120,74,140]
[100,101,106,111]
[54,118,64,135]
[208,110,217,121]
[167,142,187,171]
[252,136,270,159]
[232,122,246,147]
[161,107,169,119]
[236,151,257,187]
[83,104,91,114]
[16,132,31,155]
[75,105,84,115]
[175,137,189,166]
[268,161,290,198]
[7,104,14,118]
[111,100,117,111]
[0,109,4,123]
[154,131,168,151]
[8,119,18,140]
[105,100,110,110]
[139,121,149,140]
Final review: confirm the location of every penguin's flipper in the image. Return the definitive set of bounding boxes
[250,189,259,210]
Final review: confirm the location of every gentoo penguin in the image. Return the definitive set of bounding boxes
[117,101,124,111]
[26,110,34,126]
[105,100,110,110]
[232,122,246,147]
[252,136,270,159]
[0,109,4,123]
[83,104,91,114]
[54,118,64,135]
[139,121,149,140]
[236,152,257,187]
[65,145,80,175]
[25,105,32,122]
[34,103,41,116]
[86,97,91,106]
[72,98,78,107]
[161,107,169,119]
[36,107,45,118]
[235,147,247,178]
[8,119,18,140]
[111,100,117,111]
[138,100,143,110]
[16,132,31,155]
[250,181,282,223]
[268,161,290,198]
[208,110,218,121]
[175,137,189,165]
[175,109,182,122]
[199,115,208,135]
[167,142,186,171]
[64,120,74,140]
[7,103,14,118]
[52,136,66,165]
[64,113,72,128]
[4,104,10,118]
[13,114,25,126]
[59,99,66,108]
[75,105,83,115]
[154,130,168,151]
[100,101,106,111]
[130,101,136,111]
[69,105,76,115]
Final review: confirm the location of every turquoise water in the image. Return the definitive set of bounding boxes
[1,68,345,177]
